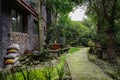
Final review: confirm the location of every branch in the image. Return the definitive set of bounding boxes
[101,0,110,21]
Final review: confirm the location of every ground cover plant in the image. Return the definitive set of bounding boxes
[88,50,120,80]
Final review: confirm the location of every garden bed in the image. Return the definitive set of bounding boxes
[2,47,79,80]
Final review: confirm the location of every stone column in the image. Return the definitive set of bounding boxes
[28,15,34,50]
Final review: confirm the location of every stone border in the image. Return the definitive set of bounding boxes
[66,58,77,80]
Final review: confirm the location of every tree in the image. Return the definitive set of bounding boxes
[75,0,120,62]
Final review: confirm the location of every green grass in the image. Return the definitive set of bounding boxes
[69,47,80,54]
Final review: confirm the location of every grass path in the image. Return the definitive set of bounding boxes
[67,48,113,80]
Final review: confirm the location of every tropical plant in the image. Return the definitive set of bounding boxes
[56,64,65,80]
[42,64,55,80]
[18,67,39,80]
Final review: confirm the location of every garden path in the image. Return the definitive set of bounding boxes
[67,48,113,80]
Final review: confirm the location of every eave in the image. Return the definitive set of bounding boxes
[12,0,38,17]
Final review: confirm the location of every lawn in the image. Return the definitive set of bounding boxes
[69,47,80,54]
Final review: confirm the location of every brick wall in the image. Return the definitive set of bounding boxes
[29,15,39,50]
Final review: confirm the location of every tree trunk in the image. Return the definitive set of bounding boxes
[96,17,102,58]
[106,27,116,63]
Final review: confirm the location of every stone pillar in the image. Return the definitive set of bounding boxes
[28,15,34,50]
[41,1,47,42]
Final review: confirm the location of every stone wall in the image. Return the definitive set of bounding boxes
[0,0,40,68]
[33,35,39,50]
[0,0,11,68]
[10,32,31,54]
[28,15,34,51]
[30,15,39,50]
[9,15,39,54]
[0,0,2,68]
[9,33,39,55]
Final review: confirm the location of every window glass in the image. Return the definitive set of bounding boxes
[11,9,26,33]
[17,13,23,32]
[11,9,17,31]
[33,20,39,35]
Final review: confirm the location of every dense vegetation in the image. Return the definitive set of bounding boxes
[46,0,120,63]
[47,18,95,46]
[18,0,120,79]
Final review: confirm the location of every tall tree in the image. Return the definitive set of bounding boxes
[75,0,120,62]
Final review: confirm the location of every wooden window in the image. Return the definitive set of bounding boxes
[33,20,39,35]
[11,9,27,33]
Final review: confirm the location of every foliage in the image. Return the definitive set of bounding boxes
[18,67,39,80]
[45,0,97,47]
[42,64,56,80]
[22,49,52,63]
[47,17,95,46]
[38,49,51,62]
[69,47,80,54]
[5,67,42,80]
[87,39,95,47]
[88,52,120,80]
[87,53,97,62]
[74,0,120,61]
[56,64,65,80]
[0,70,7,80]
[116,31,120,48]
[46,0,76,14]
[102,58,120,80]
[1,47,79,80]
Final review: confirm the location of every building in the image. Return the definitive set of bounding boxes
[0,0,48,68]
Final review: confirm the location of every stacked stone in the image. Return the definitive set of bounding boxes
[4,44,20,68]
